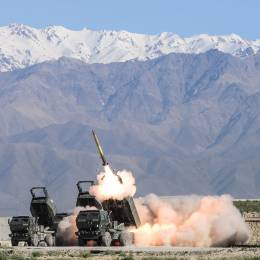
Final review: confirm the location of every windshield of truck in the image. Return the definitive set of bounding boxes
[85,211,99,221]
[77,197,102,209]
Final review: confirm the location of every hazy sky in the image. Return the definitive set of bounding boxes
[0,0,259,39]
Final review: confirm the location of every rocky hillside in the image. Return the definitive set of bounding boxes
[0,50,260,215]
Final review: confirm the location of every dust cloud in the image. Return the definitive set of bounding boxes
[59,165,249,247]
[134,194,249,246]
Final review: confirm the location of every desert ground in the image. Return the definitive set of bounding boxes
[1,246,260,260]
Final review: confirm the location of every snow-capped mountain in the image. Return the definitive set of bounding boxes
[0,23,260,72]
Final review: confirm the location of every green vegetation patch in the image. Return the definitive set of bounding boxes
[31,251,42,258]
[141,257,178,260]
[234,200,260,213]
[121,256,135,260]
[0,252,7,260]
[10,256,27,260]
[81,251,90,258]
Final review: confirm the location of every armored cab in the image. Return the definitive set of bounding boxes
[76,209,114,246]
[8,216,38,246]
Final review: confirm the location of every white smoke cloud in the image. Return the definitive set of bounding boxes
[57,166,249,247]
[133,194,249,247]
[89,165,136,201]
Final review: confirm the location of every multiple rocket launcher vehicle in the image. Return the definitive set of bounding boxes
[8,131,141,247]
[9,187,68,246]
[76,131,141,246]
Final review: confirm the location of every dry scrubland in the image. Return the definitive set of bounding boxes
[1,248,260,260]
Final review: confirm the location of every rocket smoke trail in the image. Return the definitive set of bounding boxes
[58,165,249,246]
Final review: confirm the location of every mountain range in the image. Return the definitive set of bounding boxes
[0,24,260,72]
[0,48,260,215]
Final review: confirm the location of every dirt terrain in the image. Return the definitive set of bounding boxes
[1,201,260,259]
[1,246,260,260]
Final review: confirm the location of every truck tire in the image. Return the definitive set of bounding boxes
[101,232,112,247]
[45,234,54,246]
[38,240,47,247]
[31,234,39,246]
[11,238,18,246]
[119,231,133,246]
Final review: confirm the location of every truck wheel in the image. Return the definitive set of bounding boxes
[119,231,133,246]
[31,234,39,246]
[38,241,47,247]
[101,232,112,247]
[45,234,54,246]
[11,239,18,246]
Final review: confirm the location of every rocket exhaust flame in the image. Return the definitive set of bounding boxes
[89,165,136,201]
